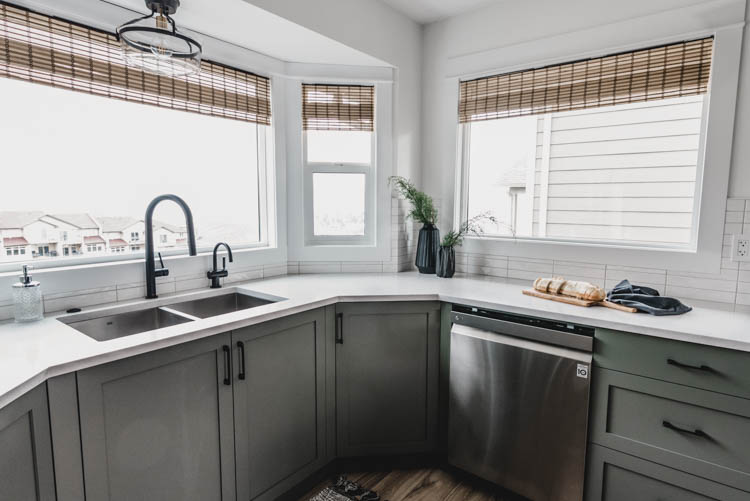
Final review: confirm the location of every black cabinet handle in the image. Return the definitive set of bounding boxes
[237,341,246,380]
[663,420,709,439]
[667,358,716,373]
[222,345,231,386]
[335,313,343,344]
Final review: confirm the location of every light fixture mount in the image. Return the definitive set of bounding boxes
[116,0,202,77]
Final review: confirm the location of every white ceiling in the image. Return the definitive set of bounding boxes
[102,0,387,66]
[379,0,502,23]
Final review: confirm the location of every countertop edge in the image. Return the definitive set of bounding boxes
[1,274,748,410]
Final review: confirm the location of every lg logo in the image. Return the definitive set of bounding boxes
[576,364,589,379]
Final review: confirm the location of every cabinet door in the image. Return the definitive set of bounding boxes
[336,301,440,457]
[0,384,55,501]
[586,444,749,501]
[77,334,236,501]
[233,309,328,501]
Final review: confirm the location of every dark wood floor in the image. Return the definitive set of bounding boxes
[298,468,517,501]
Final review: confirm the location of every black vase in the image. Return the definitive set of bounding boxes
[415,224,440,274]
[436,246,455,278]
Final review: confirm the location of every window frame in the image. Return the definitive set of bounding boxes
[450,26,742,273]
[456,94,710,251]
[302,129,377,245]
[0,89,276,273]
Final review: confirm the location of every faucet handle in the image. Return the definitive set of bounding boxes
[154,252,169,278]
[222,256,226,271]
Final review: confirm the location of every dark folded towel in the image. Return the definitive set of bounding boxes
[607,279,692,316]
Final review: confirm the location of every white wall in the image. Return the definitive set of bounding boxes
[244,0,423,183]
[421,0,748,222]
[730,0,750,197]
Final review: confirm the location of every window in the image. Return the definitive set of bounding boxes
[0,4,273,266]
[302,84,375,244]
[458,38,713,249]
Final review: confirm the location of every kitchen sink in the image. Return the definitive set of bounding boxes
[166,292,276,319]
[60,289,282,341]
[64,307,193,342]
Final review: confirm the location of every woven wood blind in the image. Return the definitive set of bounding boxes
[302,84,374,131]
[0,3,271,125]
[459,37,713,123]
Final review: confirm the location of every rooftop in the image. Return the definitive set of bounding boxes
[0,211,45,230]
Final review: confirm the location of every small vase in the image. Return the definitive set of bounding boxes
[436,246,455,278]
[415,224,440,274]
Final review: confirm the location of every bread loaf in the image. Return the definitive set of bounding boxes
[533,276,606,302]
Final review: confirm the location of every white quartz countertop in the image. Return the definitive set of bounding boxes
[1,272,749,410]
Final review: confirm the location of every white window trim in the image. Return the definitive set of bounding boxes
[451,25,743,274]
[0,123,277,273]
[302,131,377,245]
[286,78,394,262]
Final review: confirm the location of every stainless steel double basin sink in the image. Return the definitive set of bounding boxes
[59,289,283,342]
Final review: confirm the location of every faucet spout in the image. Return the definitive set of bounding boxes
[207,242,233,289]
[144,194,197,299]
[211,242,233,272]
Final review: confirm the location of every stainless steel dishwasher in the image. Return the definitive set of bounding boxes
[448,305,594,501]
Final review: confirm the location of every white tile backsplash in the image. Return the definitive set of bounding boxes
[452,197,750,310]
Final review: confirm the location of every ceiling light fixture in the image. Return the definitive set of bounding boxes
[116,0,202,77]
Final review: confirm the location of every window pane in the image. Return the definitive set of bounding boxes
[466,96,703,246]
[0,77,267,265]
[313,173,365,236]
[306,130,371,164]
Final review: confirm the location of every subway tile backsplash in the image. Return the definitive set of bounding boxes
[456,197,750,310]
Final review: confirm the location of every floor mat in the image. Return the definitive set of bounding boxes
[308,476,381,501]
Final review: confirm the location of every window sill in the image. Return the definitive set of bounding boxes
[0,243,277,277]
[459,235,721,274]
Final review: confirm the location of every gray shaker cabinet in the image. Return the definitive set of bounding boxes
[232,308,330,501]
[335,301,441,457]
[0,383,56,501]
[77,333,236,501]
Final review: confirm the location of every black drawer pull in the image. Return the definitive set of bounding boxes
[663,420,709,439]
[335,313,344,344]
[667,358,716,373]
[237,341,246,380]
[222,345,231,386]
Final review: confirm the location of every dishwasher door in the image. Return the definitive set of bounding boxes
[448,323,592,501]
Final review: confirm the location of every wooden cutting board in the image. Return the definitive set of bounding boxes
[522,289,637,313]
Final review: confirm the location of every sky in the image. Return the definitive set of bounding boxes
[0,77,263,243]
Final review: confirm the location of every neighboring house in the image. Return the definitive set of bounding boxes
[155,221,188,249]
[0,211,45,262]
[96,217,187,253]
[98,217,142,253]
[1,212,191,263]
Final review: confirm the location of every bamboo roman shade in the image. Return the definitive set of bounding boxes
[302,84,375,131]
[459,37,714,123]
[0,3,271,125]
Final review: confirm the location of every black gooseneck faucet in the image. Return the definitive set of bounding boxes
[144,194,197,299]
[207,242,233,288]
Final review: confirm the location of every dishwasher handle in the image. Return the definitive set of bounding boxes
[451,323,593,364]
[452,312,594,353]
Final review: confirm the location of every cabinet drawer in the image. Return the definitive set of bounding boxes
[590,368,750,492]
[595,328,750,399]
[586,444,749,501]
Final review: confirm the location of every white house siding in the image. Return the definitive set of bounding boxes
[532,95,704,245]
